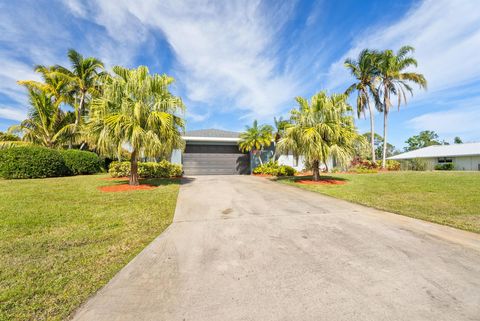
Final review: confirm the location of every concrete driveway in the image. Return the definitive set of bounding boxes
[73,176,480,321]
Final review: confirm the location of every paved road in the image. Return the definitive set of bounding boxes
[73,176,480,321]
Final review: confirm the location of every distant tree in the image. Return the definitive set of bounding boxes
[376,46,427,168]
[344,49,381,163]
[376,142,397,159]
[239,120,273,165]
[404,130,441,151]
[454,136,463,144]
[0,131,20,141]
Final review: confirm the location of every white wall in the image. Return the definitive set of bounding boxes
[453,156,480,170]
[170,149,182,165]
[277,155,335,172]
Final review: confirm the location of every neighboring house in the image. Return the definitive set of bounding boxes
[388,142,480,170]
[170,128,307,175]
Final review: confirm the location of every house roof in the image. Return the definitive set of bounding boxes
[389,142,480,160]
[184,129,240,138]
[183,128,241,143]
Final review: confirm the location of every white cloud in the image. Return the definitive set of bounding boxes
[0,106,27,122]
[326,0,480,96]
[72,0,301,119]
[408,105,480,142]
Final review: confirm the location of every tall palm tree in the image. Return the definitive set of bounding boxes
[8,89,75,148]
[344,49,381,163]
[239,120,273,165]
[272,116,289,160]
[86,66,185,186]
[277,91,360,181]
[376,46,427,168]
[52,49,105,127]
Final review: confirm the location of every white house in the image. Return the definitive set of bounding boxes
[170,128,310,175]
[388,142,480,171]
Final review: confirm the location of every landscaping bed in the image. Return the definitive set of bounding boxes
[277,171,480,233]
[0,174,180,321]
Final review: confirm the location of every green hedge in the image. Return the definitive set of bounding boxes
[109,160,182,178]
[59,150,103,175]
[0,146,70,179]
[435,163,455,170]
[253,161,296,176]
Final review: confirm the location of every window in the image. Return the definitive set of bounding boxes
[438,157,453,163]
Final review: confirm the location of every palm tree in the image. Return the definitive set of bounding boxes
[277,91,360,181]
[239,120,273,165]
[52,49,105,127]
[272,116,289,160]
[344,49,381,163]
[376,46,427,168]
[86,66,185,186]
[9,89,75,148]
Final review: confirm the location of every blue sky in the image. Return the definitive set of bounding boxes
[1,0,479,149]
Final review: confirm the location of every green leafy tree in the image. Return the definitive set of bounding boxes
[8,89,75,148]
[239,120,273,165]
[404,130,441,151]
[454,136,463,144]
[345,49,381,163]
[277,91,361,181]
[52,49,105,127]
[86,66,185,186]
[376,46,427,168]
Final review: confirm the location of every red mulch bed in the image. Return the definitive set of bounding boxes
[98,184,156,192]
[296,179,346,185]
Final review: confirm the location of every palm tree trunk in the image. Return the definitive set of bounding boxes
[258,150,263,165]
[75,92,86,127]
[367,99,376,163]
[312,160,320,181]
[129,150,139,186]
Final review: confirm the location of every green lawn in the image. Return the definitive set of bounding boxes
[277,171,480,233]
[0,174,180,321]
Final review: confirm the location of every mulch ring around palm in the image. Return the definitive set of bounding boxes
[296,179,346,185]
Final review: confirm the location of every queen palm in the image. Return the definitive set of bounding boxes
[277,91,359,181]
[52,49,105,127]
[9,89,75,148]
[344,49,380,162]
[239,120,273,165]
[87,66,185,186]
[376,46,427,168]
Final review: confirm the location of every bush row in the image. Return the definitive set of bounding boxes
[253,161,296,176]
[0,146,103,179]
[350,158,401,171]
[109,160,182,178]
[434,163,455,170]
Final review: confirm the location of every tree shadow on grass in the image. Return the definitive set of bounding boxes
[274,175,349,183]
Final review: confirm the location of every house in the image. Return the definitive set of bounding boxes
[170,129,306,175]
[388,142,480,170]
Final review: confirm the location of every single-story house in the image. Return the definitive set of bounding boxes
[170,128,307,175]
[388,142,480,171]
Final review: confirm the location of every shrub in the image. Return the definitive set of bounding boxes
[253,161,296,176]
[400,158,427,171]
[351,157,378,170]
[350,167,378,174]
[59,150,103,175]
[109,160,182,178]
[435,163,455,171]
[0,146,69,179]
[375,159,401,171]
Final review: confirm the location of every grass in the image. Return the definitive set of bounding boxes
[277,171,480,233]
[0,174,180,321]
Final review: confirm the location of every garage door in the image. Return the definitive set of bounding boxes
[183,144,250,175]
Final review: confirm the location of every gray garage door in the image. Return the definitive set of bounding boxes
[183,144,250,175]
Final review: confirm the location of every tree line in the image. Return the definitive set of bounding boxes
[3,49,184,186]
[239,45,427,180]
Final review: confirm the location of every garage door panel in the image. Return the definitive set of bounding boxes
[183,144,249,175]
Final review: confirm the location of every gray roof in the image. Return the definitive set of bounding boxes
[184,128,240,138]
[389,142,480,160]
